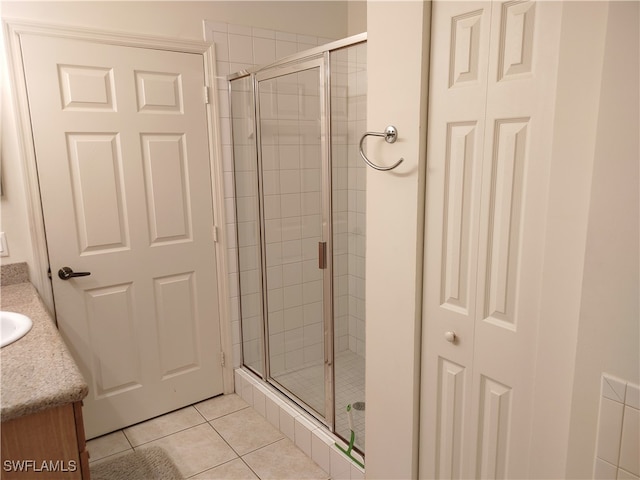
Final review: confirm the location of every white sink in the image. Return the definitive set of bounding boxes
[1,311,33,348]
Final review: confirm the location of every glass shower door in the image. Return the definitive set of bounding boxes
[230,75,263,376]
[255,57,332,421]
[330,42,367,452]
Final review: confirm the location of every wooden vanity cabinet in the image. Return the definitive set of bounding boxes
[1,401,89,479]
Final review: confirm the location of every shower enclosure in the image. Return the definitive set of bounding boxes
[228,34,367,451]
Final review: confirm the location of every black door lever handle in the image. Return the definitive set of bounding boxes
[58,267,91,280]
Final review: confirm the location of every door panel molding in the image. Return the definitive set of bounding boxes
[420,1,562,477]
[3,19,234,394]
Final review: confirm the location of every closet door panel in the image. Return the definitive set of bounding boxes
[421,1,563,478]
[420,2,491,478]
[471,2,563,476]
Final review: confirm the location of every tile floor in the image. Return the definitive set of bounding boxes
[87,394,330,479]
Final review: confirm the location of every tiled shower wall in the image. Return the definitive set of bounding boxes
[331,45,367,357]
[204,21,336,369]
[258,68,325,377]
[594,374,640,479]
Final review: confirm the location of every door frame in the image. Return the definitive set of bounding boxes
[3,19,234,393]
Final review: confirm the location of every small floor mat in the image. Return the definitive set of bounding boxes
[90,446,182,480]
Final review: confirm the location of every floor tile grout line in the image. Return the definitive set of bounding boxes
[241,437,331,480]
[141,421,244,478]
[237,435,288,458]
[89,396,251,463]
[87,447,133,465]
[200,403,251,423]
[121,428,135,450]
[206,418,248,459]
[125,418,211,449]
[239,456,262,480]
[192,403,209,423]
[87,431,134,463]
[185,456,242,479]
[193,397,247,420]
[183,454,262,480]
[120,405,208,447]
[89,394,333,479]
[205,415,287,458]
[124,430,134,451]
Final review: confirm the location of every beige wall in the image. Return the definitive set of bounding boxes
[1,20,34,269]
[365,2,430,478]
[347,1,366,36]
[566,2,640,477]
[1,1,349,41]
[528,3,610,476]
[506,2,640,477]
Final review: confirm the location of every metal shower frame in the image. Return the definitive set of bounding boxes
[227,32,367,440]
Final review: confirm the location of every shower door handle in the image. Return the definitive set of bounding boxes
[318,242,327,269]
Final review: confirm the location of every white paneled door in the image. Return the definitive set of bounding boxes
[420,1,561,478]
[20,34,223,438]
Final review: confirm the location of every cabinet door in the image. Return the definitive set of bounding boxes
[1,404,83,479]
[420,1,562,478]
[73,402,90,479]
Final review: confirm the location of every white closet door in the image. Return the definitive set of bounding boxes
[420,1,562,478]
[421,2,492,478]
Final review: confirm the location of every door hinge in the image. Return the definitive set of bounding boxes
[220,351,225,367]
[212,225,219,243]
[204,86,211,104]
[47,267,52,279]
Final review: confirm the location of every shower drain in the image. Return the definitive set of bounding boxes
[351,401,365,411]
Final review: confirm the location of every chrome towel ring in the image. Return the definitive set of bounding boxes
[358,125,404,171]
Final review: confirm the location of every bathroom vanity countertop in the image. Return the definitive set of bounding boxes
[1,282,88,422]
